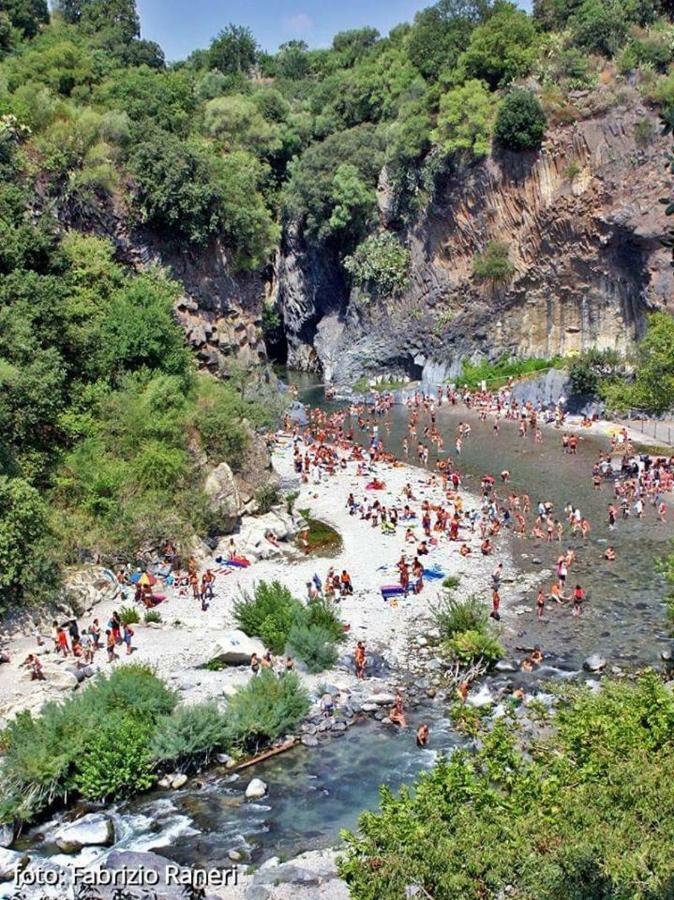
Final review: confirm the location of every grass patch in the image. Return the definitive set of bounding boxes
[456,354,566,390]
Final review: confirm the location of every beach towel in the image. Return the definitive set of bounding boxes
[423,566,445,580]
[381,584,405,598]
[228,557,251,569]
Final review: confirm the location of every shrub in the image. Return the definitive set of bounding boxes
[74,714,156,802]
[445,628,504,666]
[255,482,280,514]
[288,623,339,673]
[225,670,310,753]
[144,609,162,624]
[0,666,176,825]
[634,117,655,146]
[473,241,514,283]
[233,580,303,653]
[343,232,410,296]
[442,575,461,591]
[119,605,140,625]
[303,597,345,643]
[432,594,490,640]
[568,347,624,395]
[495,89,547,152]
[151,702,229,772]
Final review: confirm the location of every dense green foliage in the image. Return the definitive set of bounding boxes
[0,665,176,822]
[458,353,563,388]
[494,88,547,150]
[0,156,272,606]
[224,669,310,753]
[601,312,674,413]
[568,347,626,395]
[340,672,674,898]
[233,580,344,670]
[343,232,410,296]
[0,663,310,825]
[431,592,503,666]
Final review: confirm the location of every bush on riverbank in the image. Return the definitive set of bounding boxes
[0,665,176,824]
[225,670,310,753]
[431,594,503,668]
[339,672,674,899]
[152,702,230,772]
[234,580,302,654]
[234,581,345,671]
[0,663,311,827]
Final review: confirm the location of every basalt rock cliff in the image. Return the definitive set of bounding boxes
[274,89,674,385]
[58,195,269,374]
[57,89,673,387]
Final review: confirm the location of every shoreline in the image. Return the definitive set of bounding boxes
[0,432,536,896]
[0,439,522,721]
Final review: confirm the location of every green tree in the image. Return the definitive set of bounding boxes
[276,40,310,80]
[494,88,547,150]
[568,0,629,56]
[407,0,490,80]
[344,232,411,295]
[629,311,674,413]
[4,0,49,38]
[433,79,495,158]
[208,24,257,75]
[129,132,225,245]
[0,475,54,607]
[55,0,140,42]
[458,0,540,89]
[332,27,380,67]
[328,162,375,235]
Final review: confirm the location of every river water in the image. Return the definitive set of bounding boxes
[23,376,674,872]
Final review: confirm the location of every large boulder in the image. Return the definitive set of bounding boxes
[0,824,13,849]
[204,462,243,532]
[61,566,121,616]
[45,668,79,692]
[206,630,266,667]
[245,778,267,800]
[0,848,28,881]
[55,813,115,853]
[234,421,279,511]
[583,653,607,672]
[227,509,296,561]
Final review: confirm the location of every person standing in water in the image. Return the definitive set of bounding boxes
[355,641,366,680]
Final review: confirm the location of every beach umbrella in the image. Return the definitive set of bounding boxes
[129,572,142,583]
[606,426,624,436]
[139,572,157,586]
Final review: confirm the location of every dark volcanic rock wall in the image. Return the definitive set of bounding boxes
[58,198,268,373]
[276,92,673,384]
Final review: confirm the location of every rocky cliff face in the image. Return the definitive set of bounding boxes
[275,89,673,385]
[59,197,269,373]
